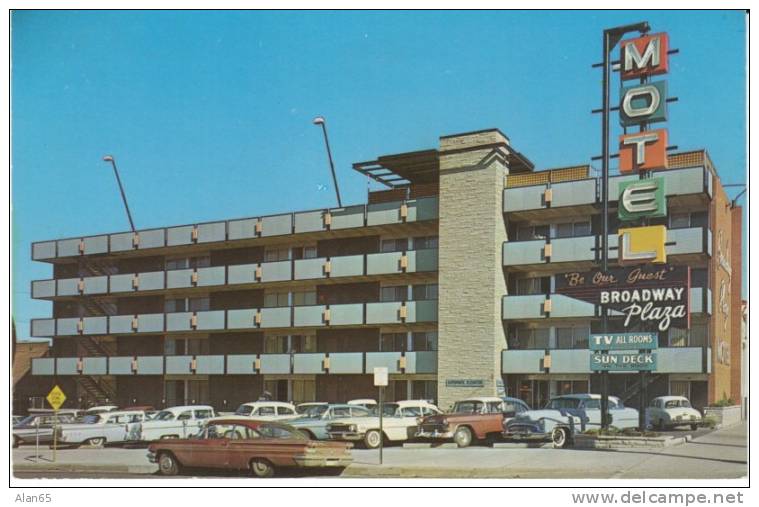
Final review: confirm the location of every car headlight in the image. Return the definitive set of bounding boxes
[349,424,357,432]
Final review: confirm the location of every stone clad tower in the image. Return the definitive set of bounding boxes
[436,129,509,409]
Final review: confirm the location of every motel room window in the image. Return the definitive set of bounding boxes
[292,245,318,260]
[516,225,549,241]
[412,380,438,404]
[264,291,289,308]
[413,236,439,250]
[515,328,549,349]
[380,285,408,302]
[668,327,688,347]
[381,238,408,253]
[412,283,438,301]
[515,277,548,295]
[412,331,438,351]
[556,326,590,349]
[380,333,406,352]
[164,296,210,313]
[264,335,289,354]
[165,255,211,271]
[290,334,317,353]
[264,247,290,262]
[292,290,317,307]
[669,211,708,230]
[164,337,209,356]
[555,380,589,396]
[555,220,591,238]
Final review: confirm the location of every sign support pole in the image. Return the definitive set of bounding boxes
[379,385,384,465]
[52,409,58,463]
[599,21,650,430]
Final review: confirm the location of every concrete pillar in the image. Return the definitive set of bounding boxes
[436,129,509,410]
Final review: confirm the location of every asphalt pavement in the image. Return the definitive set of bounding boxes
[12,422,746,480]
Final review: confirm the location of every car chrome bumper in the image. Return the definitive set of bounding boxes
[294,455,353,467]
[146,451,157,463]
[416,430,454,439]
[502,431,547,440]
[327,432,363,441]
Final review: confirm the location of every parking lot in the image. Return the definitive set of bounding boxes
[12,422,746,480]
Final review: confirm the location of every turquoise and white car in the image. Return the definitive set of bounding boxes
[289,404,372,440]
[504,394,639,448]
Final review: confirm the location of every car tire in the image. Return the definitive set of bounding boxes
[690,424,699,431]
[453,426,473,448]
[12,436,19,449]
[250,458,275,478]
[363,430,382,449]
[86,437,106,448]
[551,427,570,449]
[157,452,181,476]
[655,419,664,431]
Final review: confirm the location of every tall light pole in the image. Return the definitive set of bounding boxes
[102,155,136,232]
[313,116,343,208]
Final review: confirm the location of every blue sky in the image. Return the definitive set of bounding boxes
[11,10,747,339]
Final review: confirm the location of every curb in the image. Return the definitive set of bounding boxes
[14,463,157,475]
[402,442,458,449]
[491,442,552,449]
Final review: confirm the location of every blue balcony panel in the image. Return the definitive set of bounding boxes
[83,316,108,335]
[365,352,402,374]
[226,354,258,374]
[261,260,292,283]
[502,350,546,374]
[329,303,364,326]
[657,347,706,373]
[32,241,56,260]
[82,357,107,375]
[31,358,55,375]
[197,222,226,244]
[165,356,193,375]
[83,236,108,255]
[330,205,365,230]
[57,318,80,336]
[136,356,164,374]
[31,319,56,337]
[167,269,194,289]
[327,353,364,374]
[196,310,226,331]
[108,357,134,375]
[330,255,364,277]
[57,278,80,297]
[32,280,56,299]
[166,312,193,332]
[550,349,592,374]
[137,313,165,333]
[197,266,225,287]
[56,358,79,375]
[227,218,258,241]
[294,353,326,374]
[228,264,258,285]
[260,307,291,328]
[195,355,225,374]
[261,214,292,237]
[404,351,437,374]
[294,258,327,280]
[57,238,81,258]
[227,309,257,330]
[166,225,194,246]
[83,276,108,295]
[294,210,326,234]
[259,354,291,374]
[293,305,327,327]
[366,201,403,226]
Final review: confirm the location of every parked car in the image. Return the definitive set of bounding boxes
[504,394,639,448]
[58,410,150,448]
[326,400,441,449]
[646,396,702,430]
[131,405,216,441]
[347,399,377,410]
[290,404,372,440]
[84,405,119,415]
[147,418,352,477]
[12,411,79,448]
[233,401,300,421]
[417,396,531,447]
[295,402,328,414]
[12,415,24,425]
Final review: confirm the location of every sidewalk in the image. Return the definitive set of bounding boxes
[13,447,157,475]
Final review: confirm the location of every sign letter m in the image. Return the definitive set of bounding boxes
[621,33,669,79]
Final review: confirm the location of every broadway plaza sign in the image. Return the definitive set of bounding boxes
[556,265,690,331]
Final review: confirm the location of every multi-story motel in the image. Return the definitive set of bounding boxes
[26,129,743,412]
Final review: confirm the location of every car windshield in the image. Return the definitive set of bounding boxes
[16,415,36,426]
[153,411,175,421]
[453,401,484,413]
[235,405,254,416]
[300,405,329,418]
[79,415,102,424]
[665,399,691,408]
[545,398,581,410]
[371,403,399,417]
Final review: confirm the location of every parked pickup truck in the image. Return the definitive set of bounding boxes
[131,405,216,441]
[504,393,639,448]
[58,410,149,448]
[416,396,531,447]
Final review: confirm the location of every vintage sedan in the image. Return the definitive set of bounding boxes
[326,400,441,449]
[347,399,377,410]
[147,418,352,477]
[504,394,639,448]
[646,396,702,430]
[131,405,216,441]
[417,396,531,447]
[295,402,328,414]
[58,410,149,447]
[234,401,300,421]
[12,411,78,448]
[290,404,372,440]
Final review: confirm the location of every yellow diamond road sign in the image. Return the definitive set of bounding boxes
[46,385,66,411]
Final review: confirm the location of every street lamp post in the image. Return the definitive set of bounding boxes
[313,116,343,208]
[102,155,136,232]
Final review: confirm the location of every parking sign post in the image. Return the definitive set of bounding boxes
[46,385,66,463]
[373,367,388,465]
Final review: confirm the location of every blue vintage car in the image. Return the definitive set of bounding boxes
[289,403,372,440]
[503,393,639,448]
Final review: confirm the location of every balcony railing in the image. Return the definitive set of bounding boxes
[30,300,439,337]
[503,227,710,268]
[31,351,438,376]
[503,166,712,214]
[502,294,598,320]
[31,249,438,299]
[31,197,439,261]
[501,347,709,374]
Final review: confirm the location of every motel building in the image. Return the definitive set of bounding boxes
[25,128,743,413]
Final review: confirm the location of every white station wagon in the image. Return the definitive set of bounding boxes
[233,401,300,421]
[131,405,216,441]
[58,410,148,447]
[326,399,441,449]
[646,396,702,430]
